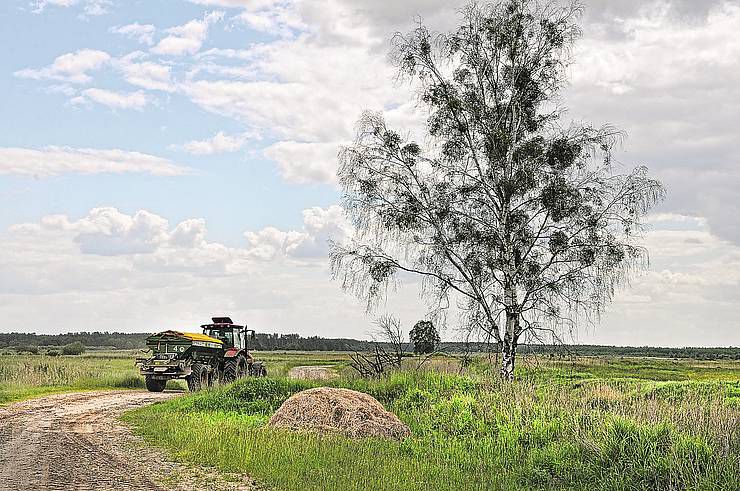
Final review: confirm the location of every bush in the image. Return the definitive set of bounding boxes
[46,349,60,357]
[61,342,86,356]
[15,345,39,355]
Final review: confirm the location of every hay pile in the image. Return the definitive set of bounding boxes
[268,387,410,440]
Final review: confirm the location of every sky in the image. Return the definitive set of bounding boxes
[0,0,738,347]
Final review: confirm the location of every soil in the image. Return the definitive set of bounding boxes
[0,390,258,491]
[287,365,338,380]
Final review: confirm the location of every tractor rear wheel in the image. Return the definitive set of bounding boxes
[145,376,167,392]
[187,363,209,392]
[222,355,247,383]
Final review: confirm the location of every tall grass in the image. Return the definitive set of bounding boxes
[124,366,740,491]
[0,352,183,404]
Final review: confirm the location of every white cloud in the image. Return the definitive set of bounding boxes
[114,54,175,92]
[151,11,225,56]
[15,49,110,84]
[245,205,350,259]
[263,141,339,184]
[0,146,190,177]
[30,0,111,16]
[182,131,256,155]
[73,88,150,110]
[110,23,157,45]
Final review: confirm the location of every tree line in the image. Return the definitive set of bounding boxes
[1,331,737,360]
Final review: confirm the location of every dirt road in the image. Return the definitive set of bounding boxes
[0,390,257,491]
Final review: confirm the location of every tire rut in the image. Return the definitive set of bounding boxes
[0,390,258,491]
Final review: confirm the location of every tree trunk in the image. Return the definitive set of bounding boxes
[500,311,519,380]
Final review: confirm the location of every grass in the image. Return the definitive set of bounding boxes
[0,350,185,405]
[123,355,740,491]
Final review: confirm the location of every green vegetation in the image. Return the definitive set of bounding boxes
[0,350,183,405]
[2,331,738,359]
[125,355,740,490]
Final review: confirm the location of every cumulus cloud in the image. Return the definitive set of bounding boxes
[263,141,339,184]
[181,131,257,155]
[15,49,110,84]
[244,205,351,259]
[0,146,190,177]
[151,11,225,56]
[564,1,740,244]
[110,23,157,45]
[72,88,150,110]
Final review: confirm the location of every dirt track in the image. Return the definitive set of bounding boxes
[0,390,257,491]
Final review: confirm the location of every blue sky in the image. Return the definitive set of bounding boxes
[0,1,334,244]
[1,0,739,346]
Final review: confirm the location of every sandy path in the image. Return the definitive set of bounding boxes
[0,390,257,491]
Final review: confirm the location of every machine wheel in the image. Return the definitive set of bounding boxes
[187,363,209,392]
[145,376,167,392]
[250,363,267,377]
[222,355,247,383]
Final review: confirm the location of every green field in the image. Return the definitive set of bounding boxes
[0,350,185,404]
[122,353,740,491]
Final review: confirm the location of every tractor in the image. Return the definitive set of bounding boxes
[136,316,267,392]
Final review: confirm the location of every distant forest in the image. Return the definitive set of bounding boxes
[1,331,738,360]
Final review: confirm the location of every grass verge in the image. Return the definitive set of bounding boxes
[124,367,740,491]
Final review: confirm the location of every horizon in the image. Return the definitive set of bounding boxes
[1,0,739,347]
[1,329,738,350]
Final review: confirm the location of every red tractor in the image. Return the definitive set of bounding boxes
[137,316,267,392]
[201,316,267,381]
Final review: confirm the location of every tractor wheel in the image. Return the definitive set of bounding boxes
[145,376,167,392]
[250,363,267,377]
[222,356,247,384]
[187,363,209,392]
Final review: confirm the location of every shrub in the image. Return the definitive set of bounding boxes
[61,342,86,356]
[15,345,39,355]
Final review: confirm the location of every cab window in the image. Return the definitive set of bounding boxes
[206,329,233,347]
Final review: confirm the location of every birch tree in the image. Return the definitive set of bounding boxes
[330,0,664,379]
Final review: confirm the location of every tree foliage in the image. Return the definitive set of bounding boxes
[410,320,441,355]
[61,341,86,356]
[330,0,665,378]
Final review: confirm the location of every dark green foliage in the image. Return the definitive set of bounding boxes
[410,321,440,355]
[61,341,86,356]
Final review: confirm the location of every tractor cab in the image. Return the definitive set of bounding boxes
[201,317,255,351]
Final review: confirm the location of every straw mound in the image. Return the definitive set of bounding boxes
[268,387,410,440]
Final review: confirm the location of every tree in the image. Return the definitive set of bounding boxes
[330,0,664,379]
[375,314,405,368]
[410,321,440,355]
[62,341,86,356]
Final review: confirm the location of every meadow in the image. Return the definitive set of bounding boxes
[123,353,740,491]
[0,349,185,404]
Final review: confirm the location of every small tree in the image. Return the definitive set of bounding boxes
[330,0,664,379]
[376,314,405,368]
[62,341,86,356]
[410,321,440,355]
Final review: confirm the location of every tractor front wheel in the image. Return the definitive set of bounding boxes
[145,376,167,392]
[222,356,247,384]
[187,363,209,392]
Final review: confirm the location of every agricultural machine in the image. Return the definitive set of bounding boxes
[136,316,267,392]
